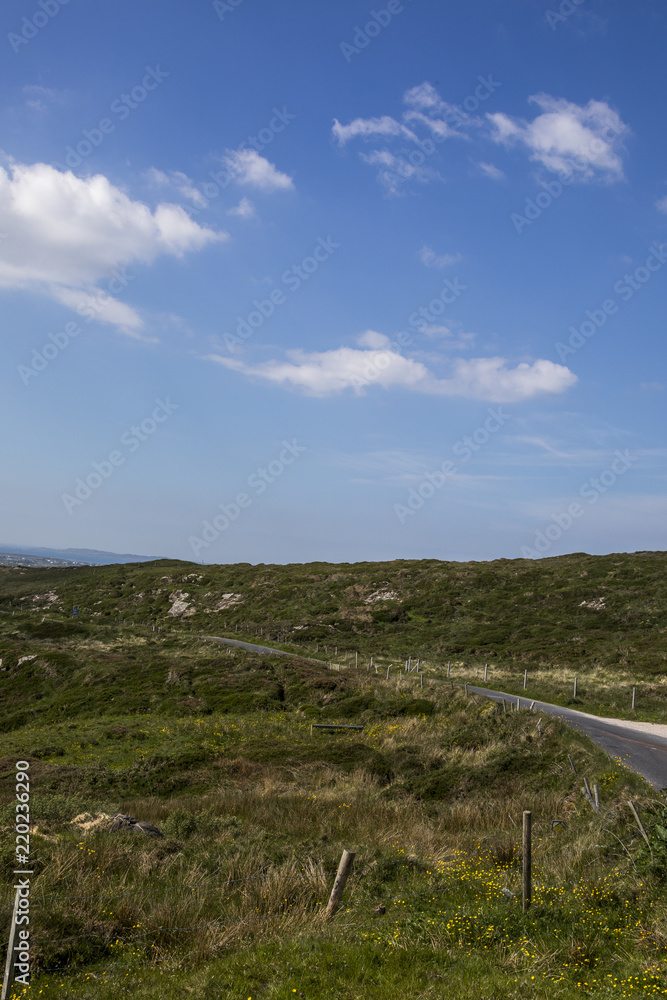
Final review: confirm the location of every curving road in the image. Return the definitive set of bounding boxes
[201,635,667,789]
[203,635,325,665]
[466,685,667,790]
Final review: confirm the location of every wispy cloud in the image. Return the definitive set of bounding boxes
[332,115,416,145]
[147,167,209,207]
[477,161,505,180]
[359,150,437,193]
[227,196,256,218]
[419,245,462,269]
[332,81,469,191]
[222,148,294,191]
[22,84,64,112]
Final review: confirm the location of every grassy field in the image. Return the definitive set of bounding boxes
[1,553,667,997]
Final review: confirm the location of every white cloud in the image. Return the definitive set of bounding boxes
[487,94,629,180]
[419,245,462,269]
[23,85,63,112]
[222,149,293,191]
[402,110,458,140]
[0,160,223,333]
[332,116,416,145]
[51,287,148,338]
[147,167,208,207]
[418,323,476,350]
[334,86,628,191]
[357,329,390,348]
[204,338,577,402]
[227,196,256,218]
[360,150,435,193]
[441,356,577,401]
[478,161,505,180]
[656,195,667,214]
[403,82,447,113]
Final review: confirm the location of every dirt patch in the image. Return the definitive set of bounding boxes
[70,812,112,833]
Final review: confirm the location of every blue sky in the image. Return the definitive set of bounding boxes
[1,0,666,564]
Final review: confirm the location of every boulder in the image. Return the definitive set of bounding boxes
[108,812,163,837]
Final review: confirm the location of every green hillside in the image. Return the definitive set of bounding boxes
[1,550,666,671]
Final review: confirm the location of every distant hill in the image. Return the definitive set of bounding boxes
[0,545,163,567]
[0,552,91,568]
[0,550,665,673]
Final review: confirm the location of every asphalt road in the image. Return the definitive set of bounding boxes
[467,685,667,789]
[203,635,325,665]
[202,635,667,789]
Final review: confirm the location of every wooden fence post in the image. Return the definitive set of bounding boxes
[325,849,356,920]
[2,889,22,1000]
[581,777,600,813]
[568,754,577,775]
[522,811,532,912]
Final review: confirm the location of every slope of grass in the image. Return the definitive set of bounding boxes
[1,642,666,997]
